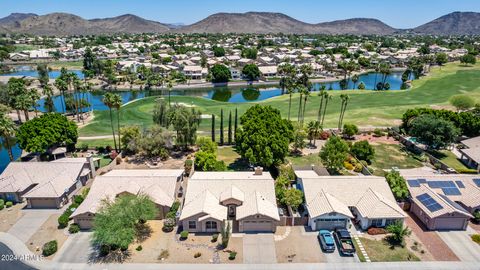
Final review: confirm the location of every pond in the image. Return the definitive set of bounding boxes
[1,66,85,79]
[0,138,22,173]
[32,71,412,112]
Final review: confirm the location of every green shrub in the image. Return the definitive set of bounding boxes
[170,200,180,213]
[180,230,189,239]
[42,240,58,256]
[472,234,480,245]
[5,201,13,208]
[165,211,176,220]
[457,168,479,174]
[0,199,4,210]
[229,251,237,260]
[80,143,89,152]
[162,218,175,232]
[136,245,143,251]
[211,234,219,243]
[373,128,384,137]
[68,223,80,234]
[58,214,69,228]
[73,195,84,205]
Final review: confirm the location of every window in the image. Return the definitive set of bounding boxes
[188,221,196,230]
[206,221,217,230]
[371,219,383,227]
[385,219,397,226]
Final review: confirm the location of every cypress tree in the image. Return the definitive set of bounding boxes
[220,109,224,145]
[211,114,215,142]
[234,108,238,140]
[228,111,232,145]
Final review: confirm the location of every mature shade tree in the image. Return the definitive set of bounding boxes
[235,105,294,167]
[166,104,201,149]
[351,140,375,164]
[120,126,141,154]
[320,136,349,173]
[242,64,261,81]
[102,93,118,152]
[241,47,258,60]
[153,99,168,127]
[210,64,231,83]
[460,54,477,66]
[212,46,226,57]
[197,137,218,154]
[0,113,17,161]
[410,114,460,149]
[342,123,358,139]
[449,95,476,111]
[282,189,304,211]
[435,53,448,66]
[16,113,77,153]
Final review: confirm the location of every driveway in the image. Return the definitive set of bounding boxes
[243,234,277,264]
[54,232,94,263]
[437,228,480,262]
[7,209,59,243]
[324,247,359,263]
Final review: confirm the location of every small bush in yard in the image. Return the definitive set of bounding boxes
[136,245,143,251]
[42,240,58,256]
[472,234,480,245]
[162,218,175,232]
[68,223,80,234]
[158,249,170,260]
[229,251,237,260]
[194,252,202,258]
[5,201,13,208]
[180,230,189,240]
[58,214,69,228]
[0,199,4,210]
[211,234,219,242]
[73,195,84,205]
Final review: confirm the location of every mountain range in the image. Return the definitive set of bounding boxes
[0,11,479,36]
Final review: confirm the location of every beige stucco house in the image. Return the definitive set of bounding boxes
[296,171,406,231]
[179,170,279,233]
[0,157,95,208]
[71,169,182,229]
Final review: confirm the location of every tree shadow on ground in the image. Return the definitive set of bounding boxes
[135,222,153,243]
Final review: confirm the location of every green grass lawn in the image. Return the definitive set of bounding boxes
[287,153,322,167]
[77,138,115,149]
[370,143,423,175]
[79,62,480,137]
[359,237,419,262]
[429,150,471,172]
[13,44,42,52]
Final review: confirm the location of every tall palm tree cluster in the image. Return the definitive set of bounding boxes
[54,67,92,122]
[102,93,123,153]
[6,77,40,123]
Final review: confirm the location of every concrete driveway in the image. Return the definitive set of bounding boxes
[437,228,480,262]
[324,248,359,263]
[243,234,277,264]
[7,209,59,243]
[54,232,94,263]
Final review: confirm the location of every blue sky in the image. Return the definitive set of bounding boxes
[1,0,479,28]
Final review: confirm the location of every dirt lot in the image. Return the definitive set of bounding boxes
[275,226,325,263]
[25,213,68,260]
[0,202,25,232]
[128,220,243,264]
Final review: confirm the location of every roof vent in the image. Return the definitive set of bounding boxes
[254,166,263,175]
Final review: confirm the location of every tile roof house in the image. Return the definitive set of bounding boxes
[0,157,95,208]
[179,170,279,233]
[71,169,182,229]
[296,171,406,230]
[459,136,480,172]
[403,174,479,230]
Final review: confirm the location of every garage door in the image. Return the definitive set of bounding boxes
[315,218,347,230]
[28,198,58,208]
[243,220,273,232]
[434,218,466,230]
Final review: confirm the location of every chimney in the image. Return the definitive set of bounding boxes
[254,166,263,175]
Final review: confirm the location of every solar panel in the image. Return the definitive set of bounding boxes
[473,179,480,187]
[407,180,420,187]
[416,193,444,212]
[428,181,456,189]
[442,188,462,196]
[418,179,427,184]
[439,194,468,213]
[455,181,465,188]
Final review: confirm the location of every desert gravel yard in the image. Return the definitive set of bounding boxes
[275,226,325,263]
[26,213,68,260]
[0,203,25,232]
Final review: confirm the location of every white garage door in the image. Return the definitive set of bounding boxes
[243,220,273,232]
[315,218,347,230]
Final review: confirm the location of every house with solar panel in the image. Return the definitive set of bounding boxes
[459,136,480,173]
[403,174,480,230]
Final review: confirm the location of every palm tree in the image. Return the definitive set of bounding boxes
[306,120,321,146]
[338,94,350,130]
[102,93,118,152]
[0,113,17,161]
[317,88,326,122]
[386,221,411,245]
[301,86,311,124]
[166,76,174,107]
[297,85,305,123]
[321,92,332,127]
[379,62,392,88]
[111,94,123,153]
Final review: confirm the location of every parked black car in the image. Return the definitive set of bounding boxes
[333,228,356,256]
